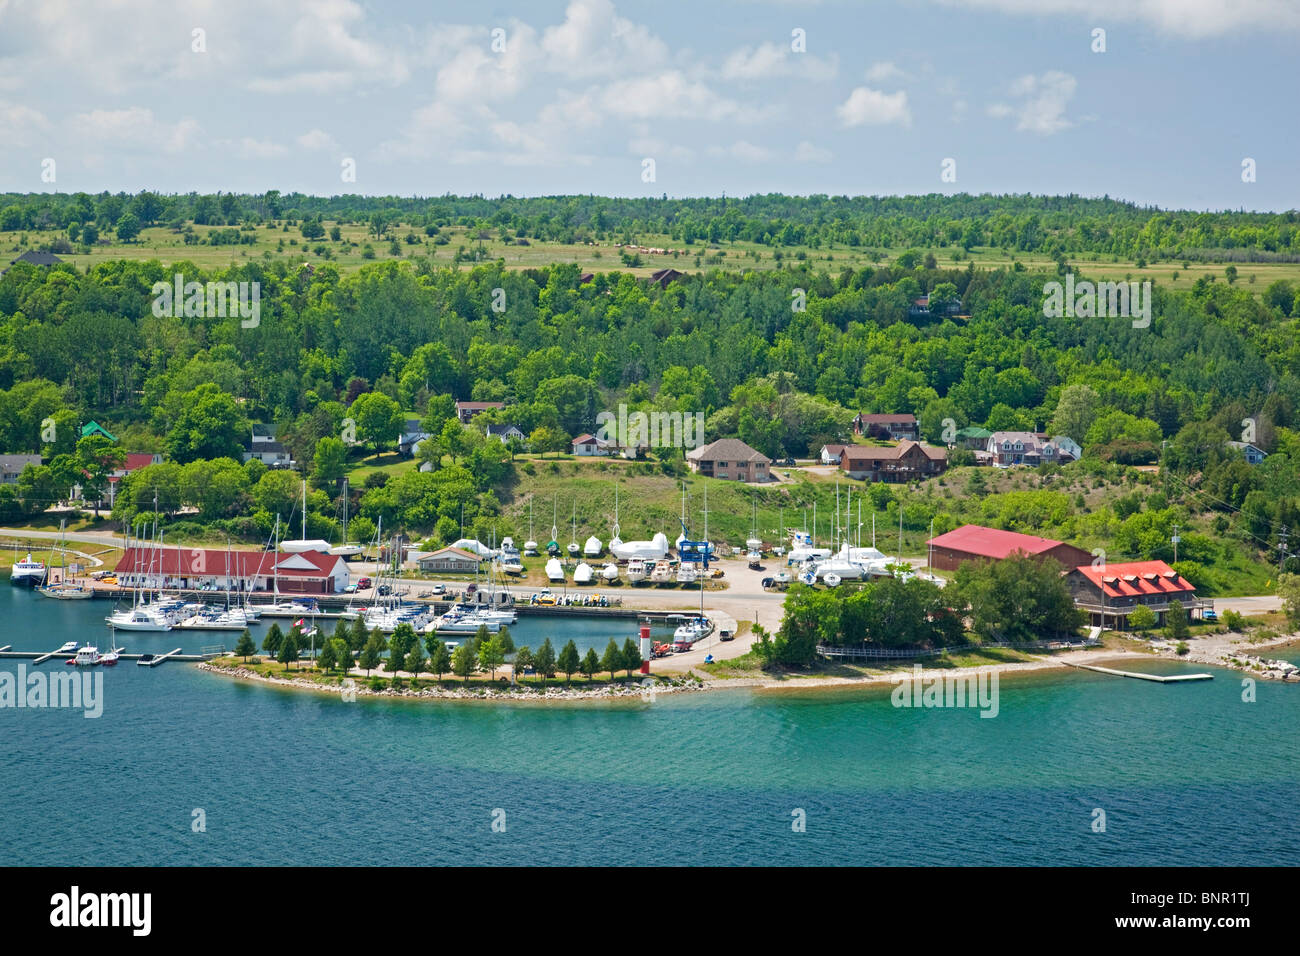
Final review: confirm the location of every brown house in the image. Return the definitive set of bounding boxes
[853,413,919,440]
[686,438,772,482]
[649,268,684,289]
[840,441,946,483]
[1067,560,1210,629]
[926,524,1093,573]
[455,400,504,424]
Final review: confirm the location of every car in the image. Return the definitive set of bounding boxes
[1202,609,1218,622]
[377,584,392,596]
[761,577,775,589]
[344,583,358,593]
[782,456,796,466]
[100,575,118,585]
[429,584,446,594]
[357,577,373,589]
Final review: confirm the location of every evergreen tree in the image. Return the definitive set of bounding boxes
[404,642,426,683]
[512,646,534,683]
[318,638,338,673]
[278,631,299,671]
[557,639,580,684]
[428,639,451,681]
[235,628,256,662]
[621,637,642,678]
[496,626,515,656]
[359,634,383,676]
[262,622,284,657]
[600,639,623,680]
[451,640,477,684]
[534,638,557,680]
[581,647,600,681]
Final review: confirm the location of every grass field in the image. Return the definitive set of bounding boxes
[7,220,1300,291]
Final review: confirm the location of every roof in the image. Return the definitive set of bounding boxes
[80,421,117,441]
[9,250,63,267]
[485,423,522,435]
[114,546,344,578]
[0,453,42,472]
[572,433,608,446]
[842,440,946,462]
[686,438,771,464]
[122,453,159,471]
[249,441,289,454]
[857,413,918,425]
[251,423,277,438]
[956,426,992,439]
[821,443,848,457]
[455,401,504,411]
[927,524,1073,559]
[1072,560,1195,598]
[417,547,480,561]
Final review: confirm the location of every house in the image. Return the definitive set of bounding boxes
[4,250,63,272]
[686,438,772,482]
[839,441,947,483]
[926,524,1093,573]
[908,294,962,319]
[105,452,164,505]
[987,432,1077,467]
[414,547,481,574]
[242,425,293,468]
[455,400,504,424]
[80,421,117,442]
[0,453,42,484]
[397,419,431,457]
[485,423,526,445]
[1066,560,1210,629]
[1052,436,1083,462]
[954,426,992,450]
[1226,440,1267,465]
[114,546,349,594]
[572,433,612,457]
[853,413,919,441]
[649,268,684,289]
[820,444,848,465]
[578,272,595,284]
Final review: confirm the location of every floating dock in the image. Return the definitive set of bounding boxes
[1,648,214,665]
[1064,661,1213,682]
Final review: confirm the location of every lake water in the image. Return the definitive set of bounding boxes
[2,586,1297,866]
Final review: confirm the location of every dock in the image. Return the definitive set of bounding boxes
[1063,661,1213,683]
[1,648,214,665]
[141,647,184,666]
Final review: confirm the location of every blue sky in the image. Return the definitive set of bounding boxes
[1,0,1296,210]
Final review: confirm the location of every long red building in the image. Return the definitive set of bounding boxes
[114,546,349,594]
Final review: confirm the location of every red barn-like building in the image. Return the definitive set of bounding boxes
[926,524,1092,573]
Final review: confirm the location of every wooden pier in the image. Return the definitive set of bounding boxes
[1063,661,1213,683]
[1,648,214,665]
[142,647,184,666]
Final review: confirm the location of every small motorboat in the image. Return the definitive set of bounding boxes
[601,562,619,581]
[137,653,155,666]
[57,641,79,654]
[71,645,101,666]
[100,648,120,666]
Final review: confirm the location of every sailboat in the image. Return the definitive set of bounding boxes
[574,561,594,584]
[330,478,363,558]
[600,562,619,581]
[280,479,331,553]
[746,496,763,552]
[546,496,560,556]
[545,556,565,582]
[38,520,92,599]
[567,501,580,556]
[524,497,538,555]
[106,508,177,630]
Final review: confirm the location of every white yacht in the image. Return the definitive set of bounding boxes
[71,645,101,666]
[10,553,46,587]
[672,617,713,644]
[626,558,647,583]
[600,562,620,582]
[583,535,603,557]
[676,564,697,584]
[649,560,673,584]
[574,562,594,585]
[106,604,176,631]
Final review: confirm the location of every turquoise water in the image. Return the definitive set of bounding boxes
[2,586,1297,865]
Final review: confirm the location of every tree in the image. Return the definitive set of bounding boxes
[1050,384,1100,444]
[621,638,642,678]
[581,648,600,681]
[404,642,427,683]
[534,638,557,680]
[164,383,248,464]
[331,637,352,674]
[557,639,581,684]
[262,623,284,657]
[451,640,477,684]
[427,637,451,681]
[278,630,300,671]
[359,634,383,675]
[496,626,514,657]
[351,391,403,456]
[512,646,534,683]
[115,212,141,242]
[235,629,256,662]
[387,622,416,674]
[1163,600,1190,641]
[1279,573,1300,629]
[312,436,348,487]
[318,638,338,673]
[600,639,623,680]
[529,425,568,458]
[478,635,505,680]
[1127,605,1157,632]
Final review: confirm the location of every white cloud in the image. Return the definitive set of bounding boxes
[226,137,289,159]
[988,71,1076,134]
[706,140,773,163]
[598,71,743,121]
[0,100,50,147]
[68,108,199,153]
[721,42,837,81]
[865,61,906,83]
[794,140,833,163]
[836,87,912,127]
[929,0,1300,38]
[296,129,339,151]
[541,0,668,77]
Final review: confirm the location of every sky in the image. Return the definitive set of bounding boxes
[0,0,1297,210]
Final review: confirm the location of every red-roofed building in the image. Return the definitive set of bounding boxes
[104,453,164,505]
[455,401,504,423]
[114,546,348,594]
[926,524,1092,572]
[1066,560,1209,628]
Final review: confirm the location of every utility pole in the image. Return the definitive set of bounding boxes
[1279,525,1289,573]
[1171,523,1179,564]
